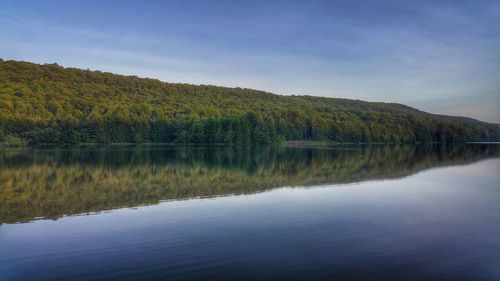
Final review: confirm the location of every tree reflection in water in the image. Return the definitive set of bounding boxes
[1,144,498,223]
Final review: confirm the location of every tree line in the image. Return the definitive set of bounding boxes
[1,59,499,145]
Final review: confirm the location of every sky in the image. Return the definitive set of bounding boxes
[1,0,499,123]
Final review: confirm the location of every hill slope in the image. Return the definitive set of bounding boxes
[0,59,499,144]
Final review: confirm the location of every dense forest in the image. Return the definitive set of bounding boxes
[1,59,499,145]
[2,144,498,223]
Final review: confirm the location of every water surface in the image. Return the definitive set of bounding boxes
[1,145,499,280]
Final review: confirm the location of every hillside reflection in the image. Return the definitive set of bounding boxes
[1,144,498,224]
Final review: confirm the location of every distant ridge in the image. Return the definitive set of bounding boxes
[0,59,499,144]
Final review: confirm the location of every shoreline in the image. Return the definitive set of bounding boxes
[1,140,499,148]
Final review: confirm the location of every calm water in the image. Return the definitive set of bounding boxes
[0,145,499,281]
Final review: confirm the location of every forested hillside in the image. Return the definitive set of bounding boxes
[1,59,499,144]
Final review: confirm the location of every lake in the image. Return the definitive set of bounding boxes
[1,144,499,281]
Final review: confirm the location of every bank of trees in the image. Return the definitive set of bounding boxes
[1,59,499,144]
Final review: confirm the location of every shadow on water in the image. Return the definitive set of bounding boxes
[0,144,498,223]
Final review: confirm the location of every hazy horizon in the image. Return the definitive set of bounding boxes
[1,0,499,123]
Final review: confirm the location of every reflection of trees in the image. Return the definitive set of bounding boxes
[1,144,498,223]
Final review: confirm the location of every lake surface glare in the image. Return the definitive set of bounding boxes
[0,145,499,281]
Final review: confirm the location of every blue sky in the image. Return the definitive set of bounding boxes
[1,0,499,123]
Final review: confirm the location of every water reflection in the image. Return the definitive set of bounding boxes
[0,144,498,223]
